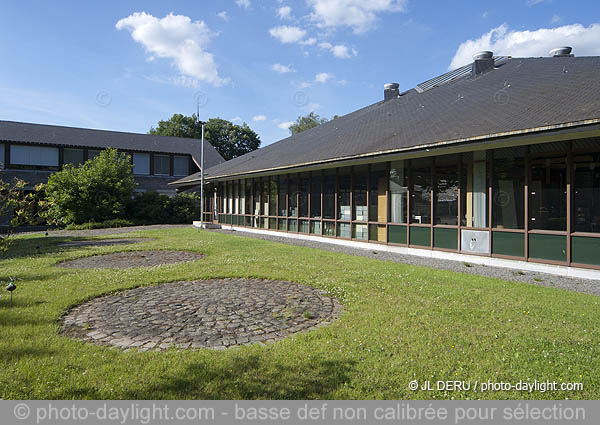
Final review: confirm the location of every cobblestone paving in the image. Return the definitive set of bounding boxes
[58,238,154,248]
[56,250,204,269]
[61,278,342,351]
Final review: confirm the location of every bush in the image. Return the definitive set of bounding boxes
[40,149,134,225]
[126,192,200,225]
[64,219,136,230]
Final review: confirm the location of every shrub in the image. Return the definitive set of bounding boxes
[40,149,134,225]
[126,192,200,225]
[64,218,135,230]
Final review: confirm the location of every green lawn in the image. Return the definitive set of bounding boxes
[0,227,598,399]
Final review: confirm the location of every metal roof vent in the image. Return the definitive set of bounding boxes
[472,51,494,77]
[549,46,573,57]
[384,83,400,101]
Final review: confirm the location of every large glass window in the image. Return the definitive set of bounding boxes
[88,149,101,161]
[262,180,269,216]
[310,175,321,218]
[133,153,150,175]
[353,168,368,221]
[173,156,189,176]
[227,182,233,214]
[233,182,239,215]
[461,151,487,228]
[530,156,567,231]
[154,154,170,175]
[254,180,261,217]
[574,153,600,233]
[369,164,387,222]
[245,179,252,215]
[278,176,288,216]
[410,158,432,224]
[63,148,84,166]
[389,161,408,224]
[434,155,459,225]
[269,177,277,216]
[0,143,4,168]
[299,173,310,217]
[289,176,298,217]
[10,144,59,167]
[338,171,351,220]
[323,172,336,219]
[492,148,525,229]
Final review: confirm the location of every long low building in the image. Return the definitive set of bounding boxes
[173,48,600,279]
[0,120,224,194]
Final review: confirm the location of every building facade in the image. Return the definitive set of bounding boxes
[0,120,224,194]
[173,50,600,277]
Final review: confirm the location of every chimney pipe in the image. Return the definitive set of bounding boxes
[472,51,494,77]
[384,83,400,101]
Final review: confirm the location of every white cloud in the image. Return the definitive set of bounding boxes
[272,63,295,73]
[236,0,251,9]
[299,37,317,46]
[252,114,267,121]
[527,0,547,6]
[449,23,600,70]
[318,42,357,58]
[551,14,561,24]
[278,121,294,130]
[277,6,292,19]
[269,25,307,43]
[315,72,334,83]
[308,0,407,33]
[217,11,229,21]
[116,12,226,86]
[230,116,242,122]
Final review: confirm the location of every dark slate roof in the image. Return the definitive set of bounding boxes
[0,120,225,168]
[174,55,600,185]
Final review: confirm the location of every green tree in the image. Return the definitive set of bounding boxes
[0,178,41,251]
[288,112,330,135]
[40,148,135,225]
[149,114,261,160]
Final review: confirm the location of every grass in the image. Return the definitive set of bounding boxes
[0,227,599,399]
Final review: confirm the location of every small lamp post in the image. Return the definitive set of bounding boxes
[5,277,16,307]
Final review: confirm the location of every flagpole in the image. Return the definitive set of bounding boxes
[200,120,205,227]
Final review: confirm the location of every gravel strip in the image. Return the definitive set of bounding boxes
[211,228,600,297]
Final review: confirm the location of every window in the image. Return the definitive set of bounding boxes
[10,144,59,167]
[299,174,310,217]
[289,177,298,217]
[574,153,600,233]
[269,177,278,216]
[369,164,387,222]
[353,169,368,221]
[0,143,4,168]
[132,153,150,175]
[63,148,84,166]
[337,222,351,238]
[153,154,170,175]
[234,182,239,215]
[460,151,487,228]
[278,176,288,216]
[323,172,336,219]
[390,161,408,224]
[492,148,525,229]
[338,171,351,220]
[434,155,459,225]
[410,158,432,224]
[353,223,368,240]
[262,180,269,216]
[173,156,189,176]
[245,179,252,215]
[310,176,321,218]
[254,180,261,217]
[88,149,101,161]
[530,156,567,231]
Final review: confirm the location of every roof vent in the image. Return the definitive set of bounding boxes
[549,46,573,57]
[384,83,400,101]
[472,51,495,77]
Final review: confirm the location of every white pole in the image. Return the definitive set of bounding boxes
[200,121,205,227]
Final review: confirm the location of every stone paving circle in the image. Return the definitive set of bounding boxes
[60,278,342,351]
[58,238,154,248]
[56,250,204,269]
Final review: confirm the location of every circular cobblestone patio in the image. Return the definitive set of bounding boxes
[56,250,204,269]
[60,278,341,350]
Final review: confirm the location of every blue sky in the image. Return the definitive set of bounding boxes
[1,0,599,146]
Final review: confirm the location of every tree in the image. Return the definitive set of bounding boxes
[39,148,135,225]
[288,112,330,135]
[0,178,40,252]
[149,114,261,160]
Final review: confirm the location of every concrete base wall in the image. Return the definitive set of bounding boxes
[223,225,600,282]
